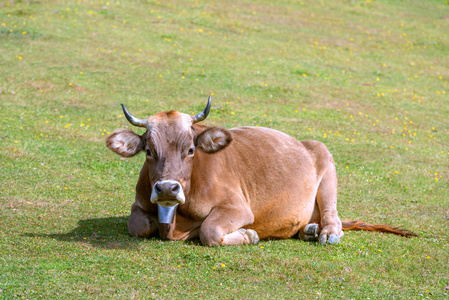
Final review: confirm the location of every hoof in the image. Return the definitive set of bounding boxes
[318,234,340,245]
[301,234,319,242]
[238,228,260,245]
[299,223,322,242]
[246,229,260,245]
[304,223,320,237]
[328,234,340,244]
[319,235,327,245]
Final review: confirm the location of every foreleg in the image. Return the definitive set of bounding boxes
[200,203,258,246]
[128,204,158,238]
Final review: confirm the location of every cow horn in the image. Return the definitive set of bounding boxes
[121,104,147,128]
[192,96,211,123]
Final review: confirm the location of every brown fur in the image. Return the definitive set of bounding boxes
[106,108,416,246]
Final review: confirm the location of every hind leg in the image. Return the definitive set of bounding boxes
[315,158,343,244]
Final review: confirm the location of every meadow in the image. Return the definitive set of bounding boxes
[1,0,448,298]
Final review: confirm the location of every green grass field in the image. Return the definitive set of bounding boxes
[1,0,448,298]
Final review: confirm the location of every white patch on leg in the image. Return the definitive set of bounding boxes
[221,230,247,245]
[221,228,259,245]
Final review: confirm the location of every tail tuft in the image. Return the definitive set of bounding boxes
[342,220,417,237]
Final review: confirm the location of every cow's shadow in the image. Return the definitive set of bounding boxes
[23,215,163,249]
[24,216,203,248]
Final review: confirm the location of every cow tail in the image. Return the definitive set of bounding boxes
[341,220,418,237]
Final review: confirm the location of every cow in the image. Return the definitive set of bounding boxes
[106,97,416,246]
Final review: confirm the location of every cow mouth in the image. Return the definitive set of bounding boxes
[155,199,181,207]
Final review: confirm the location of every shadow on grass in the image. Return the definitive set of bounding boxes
[23,215,165,249]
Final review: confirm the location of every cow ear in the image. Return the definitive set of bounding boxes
[106,129,143,157]
[195,127,232,154]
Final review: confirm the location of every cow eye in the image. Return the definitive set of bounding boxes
[188,148,195,156]
[146,148,152,157]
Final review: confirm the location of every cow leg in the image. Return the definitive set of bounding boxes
[316,159,343,245]
[128,204,158,238]
[199,205,258,246]
[220,228,260,246]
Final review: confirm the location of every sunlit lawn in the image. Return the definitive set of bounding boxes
[1,0,448,298]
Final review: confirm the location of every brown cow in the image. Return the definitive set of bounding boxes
[106,97,416,246]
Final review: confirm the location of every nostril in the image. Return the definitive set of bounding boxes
[154,183,162,193]
[171,184,180,193]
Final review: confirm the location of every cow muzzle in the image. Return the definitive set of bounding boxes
[150,180,184,224]
[150,180,186,206]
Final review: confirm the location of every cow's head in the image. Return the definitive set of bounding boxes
[106,97,232,208]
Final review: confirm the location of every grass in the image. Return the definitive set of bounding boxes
[1,0,448,298]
